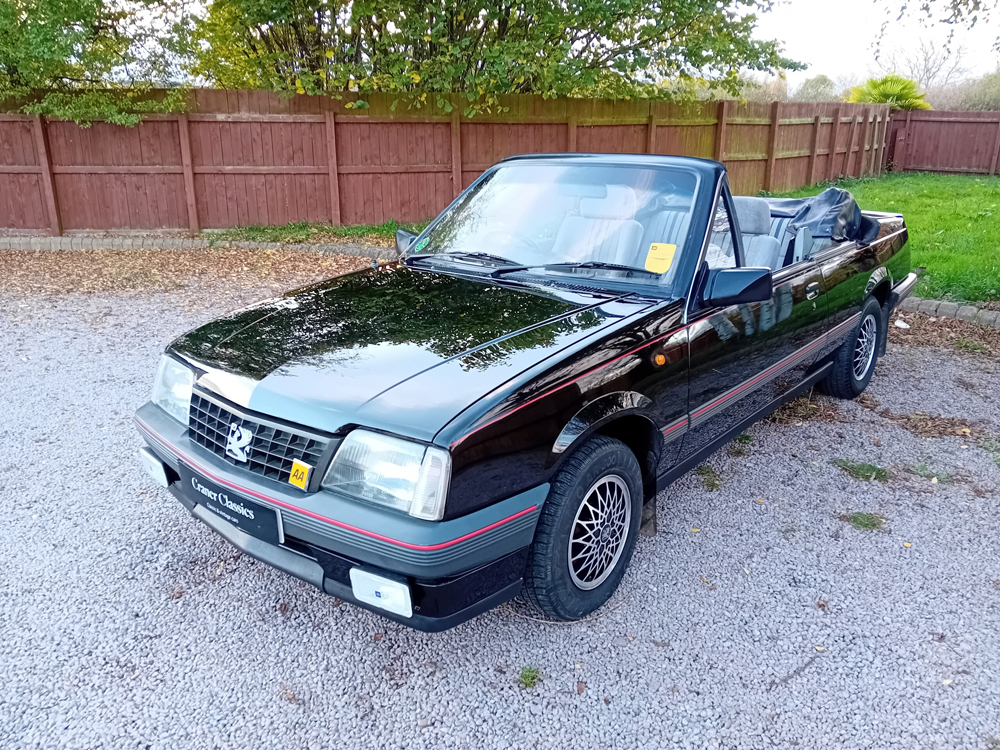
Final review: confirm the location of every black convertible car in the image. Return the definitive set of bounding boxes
[136,154,915,630]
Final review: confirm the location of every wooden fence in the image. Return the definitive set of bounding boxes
[887,110,1000,176]
[0,91,890,235]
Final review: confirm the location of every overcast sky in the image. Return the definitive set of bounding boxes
[754,0,1000,89]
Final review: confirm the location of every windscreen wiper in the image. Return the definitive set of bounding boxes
[411,251,516,267]
[493,260,660,277]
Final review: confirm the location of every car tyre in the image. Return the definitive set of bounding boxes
[521,435,643,621]
[820,296,883,399]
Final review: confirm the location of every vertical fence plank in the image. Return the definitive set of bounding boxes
[844,114,859,177]
[646,113,657,154]
[451,108,462,198]
[859,110,869,175]
[32,116,61,236]
[714,100,729,163]
[865,108,876,175]
[325,112,341,225]
[990,117,1000,176]
[177,115,200,232]
[827,107,842,181]
[807,114,821,185]
[902,110,913,171]
[567,113,578,152]
[874,110,886,176]
[763,101,781,192]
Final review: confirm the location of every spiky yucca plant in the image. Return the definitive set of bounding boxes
[846,74,932,110]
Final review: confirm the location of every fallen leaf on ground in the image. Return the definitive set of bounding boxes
[577,682,586,695]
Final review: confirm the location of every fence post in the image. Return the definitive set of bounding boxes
[325,111,341,226]
[714,100,729,163]
[451,108,463,198]
[990,117,1000,176]
[826,107,842,181]
[32,116,61,236]
[567,111,578,152]
[807,114,821,185]
[177,115,200,232]
[764,101,781,192]
[646,112,657,154]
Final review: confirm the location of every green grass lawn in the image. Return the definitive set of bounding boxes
[778,172,1000,304]
[204,219,426,248]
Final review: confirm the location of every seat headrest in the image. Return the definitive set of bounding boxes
[580,185,637,220]
[732,196,772,236]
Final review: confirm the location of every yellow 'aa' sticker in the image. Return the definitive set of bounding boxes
[644,243,676,274]
[288,459,312,490]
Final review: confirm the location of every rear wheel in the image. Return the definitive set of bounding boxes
[521,436,642,621]
[821,296,882,399]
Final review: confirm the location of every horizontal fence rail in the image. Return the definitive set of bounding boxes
[887,110,1000,176]
[0,92,889,235]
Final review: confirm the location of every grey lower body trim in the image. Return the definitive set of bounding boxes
[188,496,325,589]
[136,401,546,578]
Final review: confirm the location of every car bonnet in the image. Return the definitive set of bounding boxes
[169,264,655,440]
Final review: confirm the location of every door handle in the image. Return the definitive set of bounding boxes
[805,281,820,300]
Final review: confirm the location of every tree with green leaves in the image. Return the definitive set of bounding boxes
[183,0,800,114]
[791,75,837,102]
[847,74,933,110]
[0,0,187,124]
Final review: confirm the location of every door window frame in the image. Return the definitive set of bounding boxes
[683,178,745,321]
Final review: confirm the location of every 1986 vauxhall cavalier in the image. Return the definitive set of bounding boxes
[136,154,915,630]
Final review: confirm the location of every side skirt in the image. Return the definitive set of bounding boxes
[653,360,834,495]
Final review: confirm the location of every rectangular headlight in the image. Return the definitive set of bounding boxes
[321,429,451,521]
[151,355,194,424]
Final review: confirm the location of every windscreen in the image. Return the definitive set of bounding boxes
[412,163,700,286]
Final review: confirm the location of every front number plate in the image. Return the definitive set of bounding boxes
[179,465,282,545]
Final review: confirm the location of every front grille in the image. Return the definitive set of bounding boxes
[188,392,329,485]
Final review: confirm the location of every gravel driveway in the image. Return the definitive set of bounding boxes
[2,260,999,750]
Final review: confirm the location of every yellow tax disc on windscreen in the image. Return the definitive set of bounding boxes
[644,243,677,274]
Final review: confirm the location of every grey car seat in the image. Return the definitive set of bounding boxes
[731,196,783,270]
[550,185,643,265]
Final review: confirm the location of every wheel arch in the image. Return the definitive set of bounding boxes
[864,267,892,356]
[551,392,662,503]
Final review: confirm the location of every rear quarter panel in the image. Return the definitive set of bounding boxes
[816,215,908,357]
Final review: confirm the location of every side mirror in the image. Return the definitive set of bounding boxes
[396,229,417,254]
[703,267,773,308]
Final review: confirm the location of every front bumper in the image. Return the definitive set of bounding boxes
[135,402,546,631]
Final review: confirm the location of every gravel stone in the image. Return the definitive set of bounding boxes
[1,282,999,750]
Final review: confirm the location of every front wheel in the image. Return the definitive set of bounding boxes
[820,296,882,399]
[521,435,642,621]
